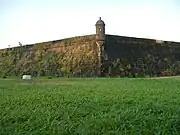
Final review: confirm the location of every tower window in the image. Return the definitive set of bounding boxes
[100,28,102,31]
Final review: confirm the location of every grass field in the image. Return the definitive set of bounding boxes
[0,77,180,135]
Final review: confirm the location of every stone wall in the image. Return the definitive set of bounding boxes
[102,35,180,77]
[1,34,180,77]
[0,35,100,77]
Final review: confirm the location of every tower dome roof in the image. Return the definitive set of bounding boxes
[96,17,105,25]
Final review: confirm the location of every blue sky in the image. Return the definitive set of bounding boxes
[0,0,180,49]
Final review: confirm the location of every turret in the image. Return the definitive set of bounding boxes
[95,17,105,42]
[95,17,106,77]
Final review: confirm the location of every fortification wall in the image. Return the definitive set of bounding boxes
[102,35,180,77]
[1,34,180,77]
[0,35,100,77]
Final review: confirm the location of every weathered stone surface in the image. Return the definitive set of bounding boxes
[1,34,180,77]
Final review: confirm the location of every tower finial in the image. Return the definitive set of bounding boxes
[99,17,101,20]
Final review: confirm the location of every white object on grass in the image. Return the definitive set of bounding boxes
[22,75,32,80]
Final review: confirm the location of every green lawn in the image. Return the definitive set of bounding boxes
[0,77,180,135]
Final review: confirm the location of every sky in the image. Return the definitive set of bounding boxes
[0,0,180,49]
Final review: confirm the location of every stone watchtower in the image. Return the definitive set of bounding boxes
[95,17,105,42]
[95,17,106,76]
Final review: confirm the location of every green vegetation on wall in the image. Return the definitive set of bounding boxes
[1,34,180,77]
[0,35,99,77]
[102,35,180,77]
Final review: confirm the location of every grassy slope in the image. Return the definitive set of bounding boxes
[0,78,180,135]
